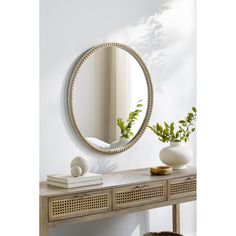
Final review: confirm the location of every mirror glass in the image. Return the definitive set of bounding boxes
[68,43,153,154]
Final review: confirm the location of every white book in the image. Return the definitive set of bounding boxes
[47,179,103,189]
[47,172,103,184]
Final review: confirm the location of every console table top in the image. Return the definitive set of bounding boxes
[40,166,196,197]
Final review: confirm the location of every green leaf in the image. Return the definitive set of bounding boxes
[164,121,169,128]
[192,107,197,112]
[137,104,143,107]
[127,123,131,129]
[135,109,142,113]
[191,128,195,132]
[176,132,179,138]
[148,126,158,136]
[170,122,174,131]
[179,120,186,124]
[117,118,126,132]
[159,125,163,132]
[186,117,191,122]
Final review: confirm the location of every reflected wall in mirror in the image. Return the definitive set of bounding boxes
[68,43,153,154]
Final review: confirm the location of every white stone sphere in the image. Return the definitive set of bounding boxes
[70,156,89,175]
[71,166,83,177]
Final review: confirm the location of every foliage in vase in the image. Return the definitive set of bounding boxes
[148,107,197,143]
[117,100,143,139]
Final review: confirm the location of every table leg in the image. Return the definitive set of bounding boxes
[172,204,180,233]
[40,196,48,236]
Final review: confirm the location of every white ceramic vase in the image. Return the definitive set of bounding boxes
[119,137,131,146]
[159,142,192,169]
[110,137,131,149]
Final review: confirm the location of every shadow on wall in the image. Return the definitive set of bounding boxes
[106,0,195,96]
[107,0,172,93]
[126,5,170,78]
[49,211,149,236]
[90,158,118,174]
[60,49,92,155]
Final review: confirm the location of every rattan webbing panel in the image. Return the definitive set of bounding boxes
[168,176,196,200]
[113,181,167,210]
[48,190,111,221]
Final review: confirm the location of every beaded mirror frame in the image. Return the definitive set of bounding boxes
[67,42,153,154]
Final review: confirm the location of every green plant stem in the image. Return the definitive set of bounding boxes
[148,107,197,143]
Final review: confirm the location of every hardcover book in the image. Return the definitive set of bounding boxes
[47,172,103,184]
[47,178,103,189]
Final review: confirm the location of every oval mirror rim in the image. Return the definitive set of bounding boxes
[68,42,153,154]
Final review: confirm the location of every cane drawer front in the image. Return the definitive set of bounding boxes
[48,189,111,221]
[113,181,167,210]
[168,175,196,200]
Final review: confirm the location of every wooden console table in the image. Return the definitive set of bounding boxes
[40,167,196,236]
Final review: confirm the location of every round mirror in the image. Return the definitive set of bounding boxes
[68,43,153,154]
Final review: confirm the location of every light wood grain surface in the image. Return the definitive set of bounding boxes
[40,166,196,197]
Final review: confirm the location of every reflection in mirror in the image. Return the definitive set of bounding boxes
[68,43,153,154]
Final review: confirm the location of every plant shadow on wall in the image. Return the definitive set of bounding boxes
[60,52,119,173]
[116,0,195,95]
[127,7,169,69]
[115,0,172,92]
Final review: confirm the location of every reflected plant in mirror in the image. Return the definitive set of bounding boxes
[117,100,143,139]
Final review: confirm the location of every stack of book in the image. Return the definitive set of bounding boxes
[47,172,103,189]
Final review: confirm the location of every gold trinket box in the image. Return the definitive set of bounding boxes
[150,166,173,175]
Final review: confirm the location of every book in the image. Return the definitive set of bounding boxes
[47,179,103,189]
[47,172,103,184]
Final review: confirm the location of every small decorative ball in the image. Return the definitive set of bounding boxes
[71,166,83,177]
[70,156,89,175]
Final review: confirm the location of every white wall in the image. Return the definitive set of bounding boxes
[40,0,196,235]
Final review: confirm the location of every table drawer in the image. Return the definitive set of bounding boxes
[48,189,111,221]
[168,175,196,200]
[113,181,167,210]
